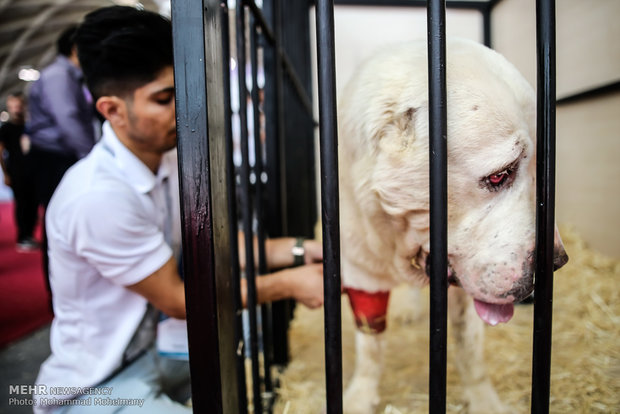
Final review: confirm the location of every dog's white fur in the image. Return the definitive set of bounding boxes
[338,38,566,413]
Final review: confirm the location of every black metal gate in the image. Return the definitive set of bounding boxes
[170,0,558,413]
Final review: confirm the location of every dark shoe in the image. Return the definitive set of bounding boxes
[16,238,40,252]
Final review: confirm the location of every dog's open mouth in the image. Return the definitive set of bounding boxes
[416,250,515,326]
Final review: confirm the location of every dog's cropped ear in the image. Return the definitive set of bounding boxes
[377,106,419,153]
[396,107,417,135]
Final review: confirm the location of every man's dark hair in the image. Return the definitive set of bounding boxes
[57,25,78,57]
[74,6,173,100]
[8,91,24,100]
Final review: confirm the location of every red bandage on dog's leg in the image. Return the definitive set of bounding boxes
[345,287,391,334]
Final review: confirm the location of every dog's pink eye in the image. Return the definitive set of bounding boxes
[489,172,508,185]
[481,161,520,191]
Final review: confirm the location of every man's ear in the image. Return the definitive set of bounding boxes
[69,46,81,68]
[96,96,127,128]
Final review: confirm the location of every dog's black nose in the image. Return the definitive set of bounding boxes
[504,280,534,303]
[448,274,461,287]
[553,246,569,271]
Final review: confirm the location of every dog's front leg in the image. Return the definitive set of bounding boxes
[448,287,514,414]
[343,287,390,414]
[343,330,384,414]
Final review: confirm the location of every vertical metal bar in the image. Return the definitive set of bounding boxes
[482,4,492,47]
[222,4,249,413]
[171,0,239,412]
[268,0,293,367]
[261,0,284,239]
[236,4,263,414]
[427,0,448,413]
[249,12,275,401]
[249,24,268,279]
[315,1,343,413]
[532,0,556,412]
[273,0,288,237]
[483,0,503,48]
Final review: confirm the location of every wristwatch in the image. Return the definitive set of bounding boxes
[292,237,305,266]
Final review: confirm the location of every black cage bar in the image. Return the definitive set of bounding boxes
[248,8,276,406]
[234,5,263,414]
[315,0,344,413]
[171,1,239,413]
[532,0,557,412]
[221,5,249,413]
[427,0,449,412]
[171,0,560,412]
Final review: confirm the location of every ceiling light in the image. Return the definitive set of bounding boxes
[18,68,40,82]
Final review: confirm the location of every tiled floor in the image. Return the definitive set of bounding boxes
[0,178,51,413]
[0,324,50,413]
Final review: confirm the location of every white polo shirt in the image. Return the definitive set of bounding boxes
[34,122,181,408]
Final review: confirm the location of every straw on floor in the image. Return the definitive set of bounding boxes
[273,226,620,413]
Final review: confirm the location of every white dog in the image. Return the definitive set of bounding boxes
[338,38,568,413]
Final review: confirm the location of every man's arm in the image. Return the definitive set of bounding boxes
[238,233,323,270]
[126,256,186,319]
[265,238,323,268]
[236,235,324,308]
[126,257,324,317]
[241,263,324,309]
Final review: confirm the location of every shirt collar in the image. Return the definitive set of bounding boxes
[55,55,83,81]
[100,121,171,194]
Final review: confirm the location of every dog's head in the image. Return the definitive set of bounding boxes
[443,53,569,324]
[340,38,568,325]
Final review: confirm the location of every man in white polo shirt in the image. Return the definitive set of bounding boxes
[34,6,324,413]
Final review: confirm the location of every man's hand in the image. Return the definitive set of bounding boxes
[280,263,324,309]
[243,263,325,309]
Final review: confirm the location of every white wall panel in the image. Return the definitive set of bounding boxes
[492,0,620,98]
[493,0,620,257]
[556,1,620,98]
[556,92,620,258]
[311,5,482,99]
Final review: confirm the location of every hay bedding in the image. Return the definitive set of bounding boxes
[272,227,620,413]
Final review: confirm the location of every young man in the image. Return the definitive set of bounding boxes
[27,25,99,298]
[34,7,323,413]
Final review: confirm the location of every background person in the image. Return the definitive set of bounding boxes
[26,25,99,296]
[0,91,39,251]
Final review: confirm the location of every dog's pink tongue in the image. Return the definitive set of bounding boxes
[473,299,514,326]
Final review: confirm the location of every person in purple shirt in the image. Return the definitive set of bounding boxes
[26,25,98,301]
[27,25,97,202]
